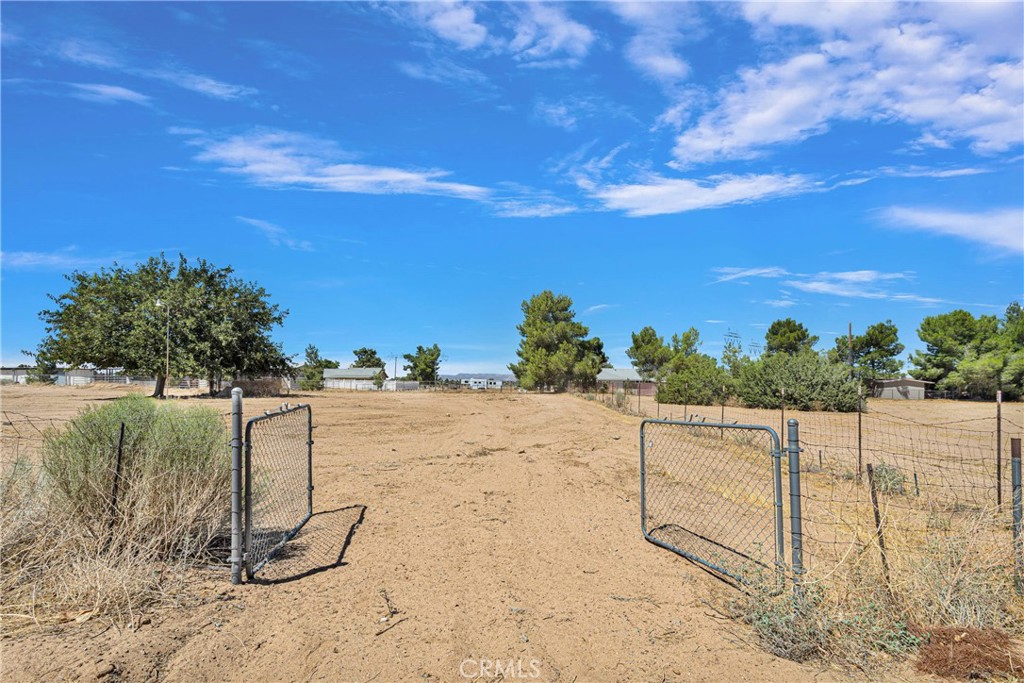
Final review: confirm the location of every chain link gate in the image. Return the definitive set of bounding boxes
[640,419,793,586]
[230,389,314,583]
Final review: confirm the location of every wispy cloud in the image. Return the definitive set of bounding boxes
[178,128,490,200]
[764,298,798,308]
[52,37,255,101]
[710,266,789,284]
[69,83,151,106]
[1,246,129,271]
[704,319,726,324]
[592,173,815,217]
[236,216,313,252]
[241,39,319,79]
[396,59,491,89]
[712,266,949,306]
[881,206,1024,253]
[583,303,616,314]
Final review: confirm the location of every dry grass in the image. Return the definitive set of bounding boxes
[1,396,229,631]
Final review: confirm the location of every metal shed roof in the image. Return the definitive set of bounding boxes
[597,367,642,382]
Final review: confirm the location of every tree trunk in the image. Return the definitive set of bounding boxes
[152,374,166,399]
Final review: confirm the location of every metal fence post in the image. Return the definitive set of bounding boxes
[857,385,864,483]
[230,387,243,585]
[996,390,1002,507]
[1012,438,1021,594]
[307,405,314,518]
[787,418,804,589]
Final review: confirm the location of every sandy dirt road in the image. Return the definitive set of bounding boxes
[2,386,927,682]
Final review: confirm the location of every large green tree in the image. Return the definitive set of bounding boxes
[33,254,289,397]
[908,309,1000,389]
[657,353,731,406]
[626,326,673,381]
[508,291,607,391]
[352,347,386,372]
[832,320,904,381]
[940,303,1024,399]
[765,318,819,355]
[403,344,442,383]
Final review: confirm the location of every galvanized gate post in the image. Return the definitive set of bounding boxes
[787,418,805,589]
[1012,438,1022,594]
[772,439,786,581]
[230,387,243,585]
[307,406,314,518]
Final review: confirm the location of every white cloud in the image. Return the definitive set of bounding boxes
[69,83,151,106]
[671,3,1024,165]
[608,2,700,88]
[592,173,814,217]
[236,216,313,252]
[1,246,128,270]
[181,128,490,200]
[145,67,256,100]
[583,303,615,314]
[882,206,1024,253]
[410,2,489,50]
[509,4,595,68]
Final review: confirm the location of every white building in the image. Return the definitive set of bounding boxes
[323,367,381,391]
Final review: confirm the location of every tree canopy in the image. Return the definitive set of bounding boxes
[626,326,673,381]
[765,318,819,355]
[352,347,386,371]
[832,320,904,381]
[403,344,442,383]
[299,344,337,391]
[913,303,1024,399]
[33,254,289,397]
[508,291,607,391]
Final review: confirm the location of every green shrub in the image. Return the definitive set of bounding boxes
[736,350,859,412]
[657,353,731,406]
[871,462,906,496]
[2,395,231,626]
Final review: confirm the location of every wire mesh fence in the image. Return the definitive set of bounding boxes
[242,403,313,580]
[648,398,1024,630]
[641,420,786,585]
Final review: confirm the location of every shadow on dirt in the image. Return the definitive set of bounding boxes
[249,504,366,584]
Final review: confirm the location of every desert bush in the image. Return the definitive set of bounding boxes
[736,350,859,412]
[871,462,906,496]
[1,396,229,629]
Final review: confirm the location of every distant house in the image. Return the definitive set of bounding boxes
[460,378,503,390]
[0,367,35,384]
[58,368,96,386]
[323,367,381,391]
[597,367,657,396]
[870,378,932,400]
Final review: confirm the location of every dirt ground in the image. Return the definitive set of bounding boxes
[1,385,997,682]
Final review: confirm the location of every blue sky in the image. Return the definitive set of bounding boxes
[2,2,1022,374]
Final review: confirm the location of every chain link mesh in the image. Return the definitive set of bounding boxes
[642,420,782,583]
[244,405,312,579]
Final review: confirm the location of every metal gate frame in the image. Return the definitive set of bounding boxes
[230,389,314,583]
[640,418,803,586]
